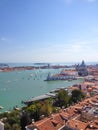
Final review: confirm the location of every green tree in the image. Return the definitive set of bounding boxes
[41,99,53,116]
[26,98,54,120]
[20,111,31,130]
[3,110,21,130]
[26,102,42,121]
[57,89,70,107]
[5,123,11,130]
[12,124,20,130]
[26,104,37,113]
[71,89,85,103]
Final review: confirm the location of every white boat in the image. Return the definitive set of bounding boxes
[0,106,4,109]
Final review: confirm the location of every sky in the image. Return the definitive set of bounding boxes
[0,0,98,63]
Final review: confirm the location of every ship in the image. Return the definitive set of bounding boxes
[45,70,77,81]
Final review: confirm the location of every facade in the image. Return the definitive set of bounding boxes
[76,60,88,76]
[0,121,4,130]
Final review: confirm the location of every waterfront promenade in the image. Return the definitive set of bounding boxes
[23,93,56,105]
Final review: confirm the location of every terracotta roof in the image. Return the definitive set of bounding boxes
[92,86,98,89]
[66,119,88,130]
[36,118,57,130]
[85,121,98,130]
[60,112,70,119]
[26,95,98,130]
[51,114,64,129]
[51,119,58,125]
[34,113,65,130]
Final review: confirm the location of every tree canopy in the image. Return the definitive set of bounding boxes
[57,89,70,107]
[71,89,85,103]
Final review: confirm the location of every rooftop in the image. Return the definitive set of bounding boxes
[26,95,98,130]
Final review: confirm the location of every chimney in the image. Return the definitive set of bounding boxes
[75,123,78,130]
[32,119,35,124]
[51,114,54,120]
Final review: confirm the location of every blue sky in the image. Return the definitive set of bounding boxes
[0,0,98,63]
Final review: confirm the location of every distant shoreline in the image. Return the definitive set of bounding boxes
[0,61,98,72]
[0,65,73,72]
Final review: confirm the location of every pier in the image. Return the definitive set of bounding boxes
[23,87,69,105]
[23,93,56,105]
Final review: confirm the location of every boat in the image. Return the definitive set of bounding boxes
[0,106,3,109]
[13,106,21,111]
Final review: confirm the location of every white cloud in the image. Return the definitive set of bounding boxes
[1,37,6,41]
[1,38,97,63]
[24,41,98,62]
[0,37,11,44]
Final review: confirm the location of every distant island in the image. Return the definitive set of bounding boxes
[0,63,73,72]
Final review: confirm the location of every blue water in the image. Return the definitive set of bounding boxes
[0,67,84,112]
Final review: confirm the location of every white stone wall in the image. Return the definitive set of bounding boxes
[0,121,4,130]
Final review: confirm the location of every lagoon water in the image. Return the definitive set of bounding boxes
[0,68,83,112]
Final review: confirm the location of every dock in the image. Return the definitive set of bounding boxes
[23,87,69,105]
[23,93,56,105]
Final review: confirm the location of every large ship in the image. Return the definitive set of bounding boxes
[45,69,77,81]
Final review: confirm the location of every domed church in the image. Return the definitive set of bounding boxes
[76,60,88,76]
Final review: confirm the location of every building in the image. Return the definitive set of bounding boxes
[76,60,88,76]
[0,121,4,130]
[26,95,98,130]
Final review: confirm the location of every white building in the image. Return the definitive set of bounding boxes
[0,121,4,130]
